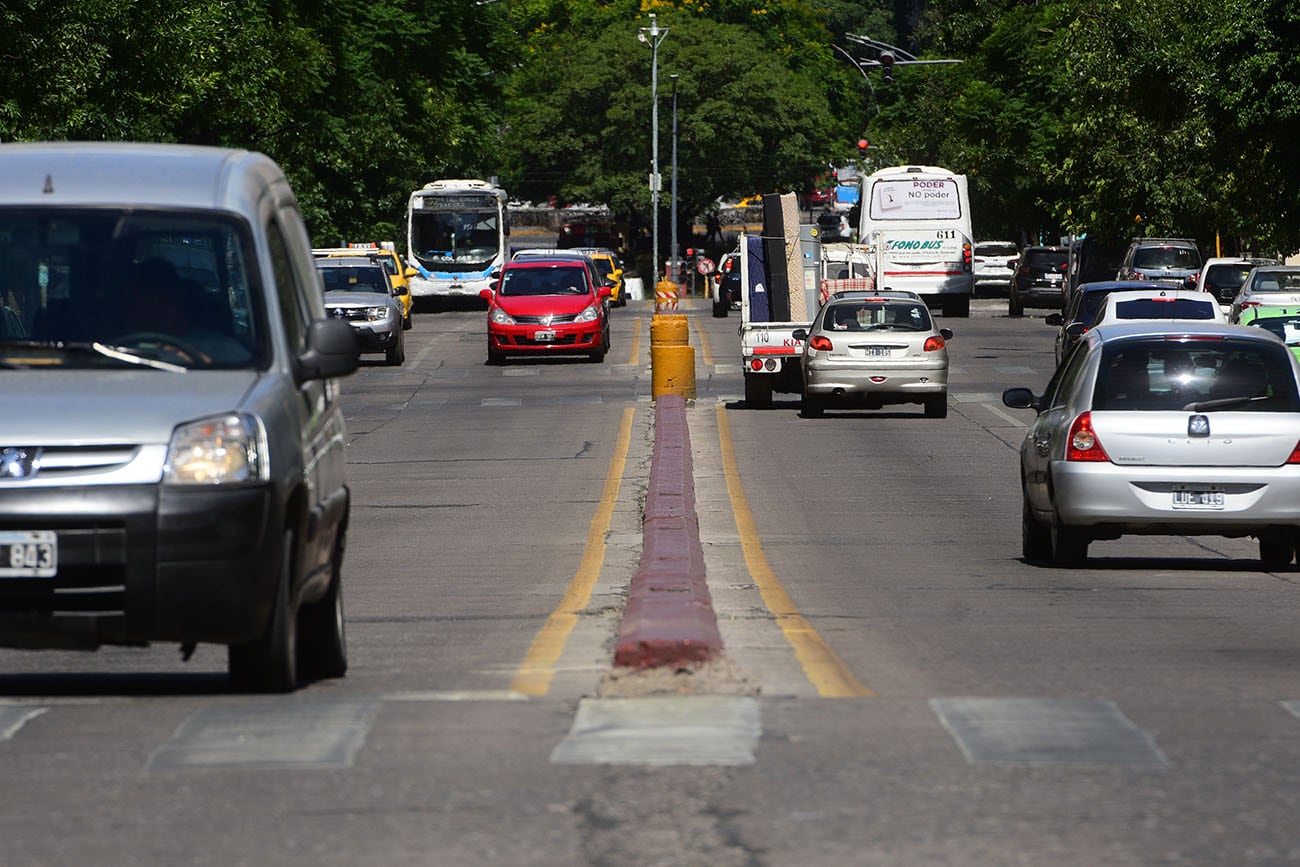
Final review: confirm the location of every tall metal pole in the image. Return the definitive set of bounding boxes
[670,74,679,292]
[639,15,668,285]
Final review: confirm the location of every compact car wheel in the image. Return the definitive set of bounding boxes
[924,395,948,419]
[799,391,825,418]
[228,529,298,693]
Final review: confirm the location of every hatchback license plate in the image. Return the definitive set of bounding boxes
[863,346,891,357]
[0,530,58,577]
[1172,489,1224,509]
[533,329,557,342]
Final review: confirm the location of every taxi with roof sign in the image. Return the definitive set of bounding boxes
[314,243,415,329]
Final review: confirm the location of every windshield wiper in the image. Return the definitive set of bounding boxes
[1181,394,1270,412]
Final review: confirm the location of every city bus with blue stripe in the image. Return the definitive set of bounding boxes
[405,179,510,307]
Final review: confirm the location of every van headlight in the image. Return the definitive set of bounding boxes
[164,414,268,485]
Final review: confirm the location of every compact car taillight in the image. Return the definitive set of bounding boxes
[809,335,833,351]
[1066,412,1110,462]
[923,335,946,352]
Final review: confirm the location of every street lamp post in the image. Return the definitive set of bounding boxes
[638,14,668,285]
[670,73,679,292]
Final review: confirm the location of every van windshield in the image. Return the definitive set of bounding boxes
[0,209,265,369]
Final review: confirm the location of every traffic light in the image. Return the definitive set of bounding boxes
[879,51,895,84]
[857,138,869,156]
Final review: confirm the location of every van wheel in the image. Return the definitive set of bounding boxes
[298,527,348,680]
[228,529,298,693]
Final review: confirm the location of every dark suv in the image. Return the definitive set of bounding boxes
[1117,237,1202,289]
[1009,246,1069,316]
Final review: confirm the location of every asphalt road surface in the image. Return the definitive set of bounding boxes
[3,294,1300,866]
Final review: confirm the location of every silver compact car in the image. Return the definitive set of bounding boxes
[0,142,361,691]
[794,292,952,418]
[1003,321,1300,568]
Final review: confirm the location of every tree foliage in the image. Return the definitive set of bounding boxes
[2,0,1297,256]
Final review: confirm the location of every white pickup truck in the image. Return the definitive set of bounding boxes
[738,224,878,408]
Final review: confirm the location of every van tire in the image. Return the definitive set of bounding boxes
[228,530,298,693]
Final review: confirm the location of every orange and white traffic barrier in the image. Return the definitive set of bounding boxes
[655,279,679,312]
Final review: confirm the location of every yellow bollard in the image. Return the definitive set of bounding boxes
[651,343,696,399]
[650,313,689,347]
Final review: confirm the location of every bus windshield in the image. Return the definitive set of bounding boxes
[411,208,501,269]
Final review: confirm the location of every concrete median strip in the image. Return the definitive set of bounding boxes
[612,393,725,669]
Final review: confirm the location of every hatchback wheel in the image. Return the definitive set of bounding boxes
[1022,495,1052,562]
[1008,294,1024,317]
[924,395,948,419]
[1259,531,1295,571]
[1050,515,1089,566]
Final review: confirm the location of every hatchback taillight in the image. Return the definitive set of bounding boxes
[809,334,833,351]
[1066,412,1110,462]
[923,335,946,352]
[1287,440,1300,465]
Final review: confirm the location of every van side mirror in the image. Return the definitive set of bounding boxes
[296,319,360,383]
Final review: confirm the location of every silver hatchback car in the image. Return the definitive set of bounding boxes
[1003,321,1300,567]
[0,142,361,691]
[794,291,952,418]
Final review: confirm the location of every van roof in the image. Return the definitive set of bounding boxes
[0,142,287,213]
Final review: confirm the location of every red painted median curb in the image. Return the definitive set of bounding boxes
[613,393,725,669]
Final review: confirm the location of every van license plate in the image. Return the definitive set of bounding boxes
[0,531,58,577]
[1172,489,1224,509]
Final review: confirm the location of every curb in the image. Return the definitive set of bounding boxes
[613,393,725,669]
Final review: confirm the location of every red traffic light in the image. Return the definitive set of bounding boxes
[857,138,869,153]
[685,248,695,257]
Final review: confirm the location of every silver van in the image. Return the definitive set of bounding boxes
[0,142,361,691]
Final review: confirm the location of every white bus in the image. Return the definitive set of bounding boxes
[858,165,974,317]
[405,179,510,305]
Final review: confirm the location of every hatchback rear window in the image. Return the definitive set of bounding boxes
[1249,272,1300,293]
[1093,339,1299,411]
[823,300,932,331]
[1110,298,1217,320]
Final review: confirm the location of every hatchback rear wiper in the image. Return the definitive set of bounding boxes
[1181,394,1270,412]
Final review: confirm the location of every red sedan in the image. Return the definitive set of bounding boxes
[480,260,611,364]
